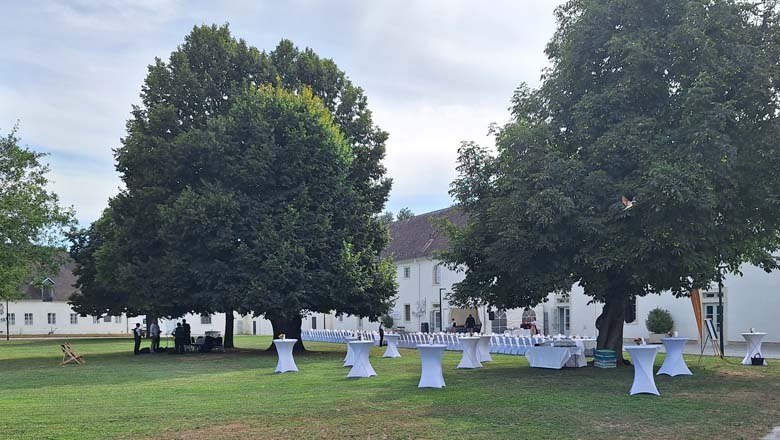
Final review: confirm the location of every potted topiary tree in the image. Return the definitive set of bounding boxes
[380,315,394,330]
[645,308,674,343]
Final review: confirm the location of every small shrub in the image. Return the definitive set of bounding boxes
[645,308,674,334]
[380,315,394,329]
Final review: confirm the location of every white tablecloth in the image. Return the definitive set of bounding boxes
[457,337,482,369]
[741,333,767,366]
[625,345,660,396]
[477,335,493,362]
[347,341,376,378]
[343,336,358,367]
[383,334,401,358]
[658,337,692,376]
[526,346,585,369]
[417,344,446,388]
[273,339,298,373]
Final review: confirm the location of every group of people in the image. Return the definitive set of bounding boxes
[449,314,478,333]
[132,319,191,354]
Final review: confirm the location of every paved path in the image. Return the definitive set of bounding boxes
[679,340,780,359]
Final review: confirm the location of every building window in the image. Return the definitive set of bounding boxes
[433,264,442,285]
[41,279,55,302]
[201,314,212,325]
[93,316,99,324]
[404,304,411,322]
[47,313,56,325]
[104,315,112,323]
[70,314,78,325]
[115,315,121,324]
[338,315,344,322]
[24,313,33,326]
[8,313,15,326]
[403,267,411,279]
[491,310,508,333]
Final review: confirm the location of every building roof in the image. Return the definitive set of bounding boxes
[383,206,466,262]
[21,258,79,302]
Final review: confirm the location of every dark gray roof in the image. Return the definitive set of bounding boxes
[383,207,466,261]
[21,258,79,302]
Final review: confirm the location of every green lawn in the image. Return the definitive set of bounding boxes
[1,336,778,440]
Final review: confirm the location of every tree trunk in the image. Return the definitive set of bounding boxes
[224,310,234,349]
[596,295,628,365]
[267,316,306,352]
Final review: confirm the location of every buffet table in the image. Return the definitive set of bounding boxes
[526,346,586,369]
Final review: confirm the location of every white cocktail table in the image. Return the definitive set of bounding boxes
[625,345,660,396]
[457,336,482,369]
[273,339,298,373]
[347,341,376,378]
[741,332,767,365]
[383,334,401,358]
[658,337,692,376]
[417,344,447,388]
[477,335,493,362]
[343,336,358,367]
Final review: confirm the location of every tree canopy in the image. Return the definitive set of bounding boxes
[0,127,73,302]
[69,25,395,348]
[441,0,780,355]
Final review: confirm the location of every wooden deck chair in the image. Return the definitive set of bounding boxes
[60,343,85,366]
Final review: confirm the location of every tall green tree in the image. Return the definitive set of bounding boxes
[1,127,74,338]
[396,207,415,221]
[442,0,780,360]
[70,24,394,348]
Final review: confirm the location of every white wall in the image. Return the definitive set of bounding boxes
[2,301,128,335]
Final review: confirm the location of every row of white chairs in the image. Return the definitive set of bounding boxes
[302,329,379,344]
[301,329,595,357]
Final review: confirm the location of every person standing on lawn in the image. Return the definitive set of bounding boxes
[465,314,476,333]
[149,320,160,352]
[133,323,143,355]
[173,322,184,353]
[378,323,385,347]
[182,319,191,344]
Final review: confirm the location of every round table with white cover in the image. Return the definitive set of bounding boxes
[625,345,660,396]
[383,334,401,358]
[347,340,377,378]
[457,336,483,369]
[657,337,692,376]
[741,332,767,365]
[477,335,493,362]
[343,336,358,367]
[416,344,447,388]
[273,339,298,373]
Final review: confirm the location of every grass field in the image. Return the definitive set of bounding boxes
[1,336,778,439]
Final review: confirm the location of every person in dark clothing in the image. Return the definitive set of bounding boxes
[465,314,476,333]
[173,322,184,353]
[182,319,191,343]
[133,323,143,355]
[378,324,385,347]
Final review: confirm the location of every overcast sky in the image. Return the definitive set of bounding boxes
[1,0,564,226]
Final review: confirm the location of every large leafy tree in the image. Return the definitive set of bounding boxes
[1,127,74,338]
[70,24,394,348]
[442,0,780,359]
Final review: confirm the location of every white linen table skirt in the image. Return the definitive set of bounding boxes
[383,334,401,358]
[343,336,358,367]
[477,335,493,362]
[526,346,572,369]
[658,338,692,376]
[741,333,767,366]
[273,339,298,373]
[417,344,447,388]
[347,341,376,378]
[625,345,660,396]
[457,337,483,369]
